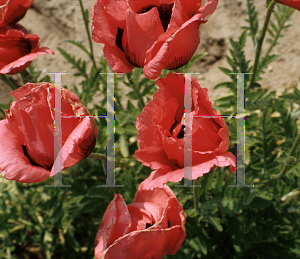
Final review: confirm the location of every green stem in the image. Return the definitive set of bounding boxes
[193,178,200,210]
[126,72,145,108]
[86,152,106,173]
[0,74,17,91]
[134,84,145,108]
[87,153,106,160]
[249,0,276,89]
[271,131,300,179]
[115,94,124,111]
[78,0,97,69]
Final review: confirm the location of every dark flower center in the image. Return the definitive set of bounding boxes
[138,4,174,32]
[146,222,154,229]
[146,221,171,229]
[170,119,185,139]
[15,39,32,56]
[169,119,177,134]
[177,125,185,139]
[115,27,124,52]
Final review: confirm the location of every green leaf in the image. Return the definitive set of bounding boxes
[239,30,248,49]
[126,90,139,100]
[119,134,129,158]
[214,81,236,91]
[57,47,87,78]
[180,53,207,73]
[141,83,155,96]
[208,216,223,232]
[243,0,259,44]
[65,40,90,56]
[218,66,232,75]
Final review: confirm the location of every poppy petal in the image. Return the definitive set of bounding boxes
[144,0,218,79]
[92,0,134,73]
[0,0,34,26]
[0,119,50,183]
[142,152,236,190]
[95,183,186,258]
[94,194,132,259]
[0,46,53,75]
[122,5,164,67]
[276,0,300,11]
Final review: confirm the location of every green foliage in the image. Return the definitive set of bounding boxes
[266,4,295,56]
[243,0,259,45]
[57,47,88,79]
[0,1,300,259]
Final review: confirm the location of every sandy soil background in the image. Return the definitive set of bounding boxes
[0,0,300,106]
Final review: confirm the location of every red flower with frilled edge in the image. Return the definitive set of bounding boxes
[276,0,300,11]
[94,181,186,259]
[0,24,54,75]
[0,83,98,183]
[135,73,236,190]
[92,0,218,80]
[0,0,34,27]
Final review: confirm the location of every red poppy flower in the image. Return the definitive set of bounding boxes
[0,0,34,27]
[135,73,236,190]
[0,82,98,183]
[276,0,300,11]
[92,0,218,79]
[0,24,54,75]
[94,181,186,259]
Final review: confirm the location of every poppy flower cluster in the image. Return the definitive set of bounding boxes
[1,1,238,258]
[91,0,237,258]
[95,73,236,258]
[0,0,53,74]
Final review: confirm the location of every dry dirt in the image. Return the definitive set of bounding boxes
[1,0,300,105]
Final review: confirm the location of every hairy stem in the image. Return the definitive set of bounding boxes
[193,178,200,210]
[249,0,276,88]
[126,71,145,108]
[87,152,106,174]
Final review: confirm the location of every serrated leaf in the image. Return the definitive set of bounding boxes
[239,30,248,49]
[180,53,207,72]
[126,91,139,100]
[141,83,155,96]
[214,81,236,90]
[225,55,236,70]
[65,40,90,56]
[57,47,87,78]
[218,66,232,75]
